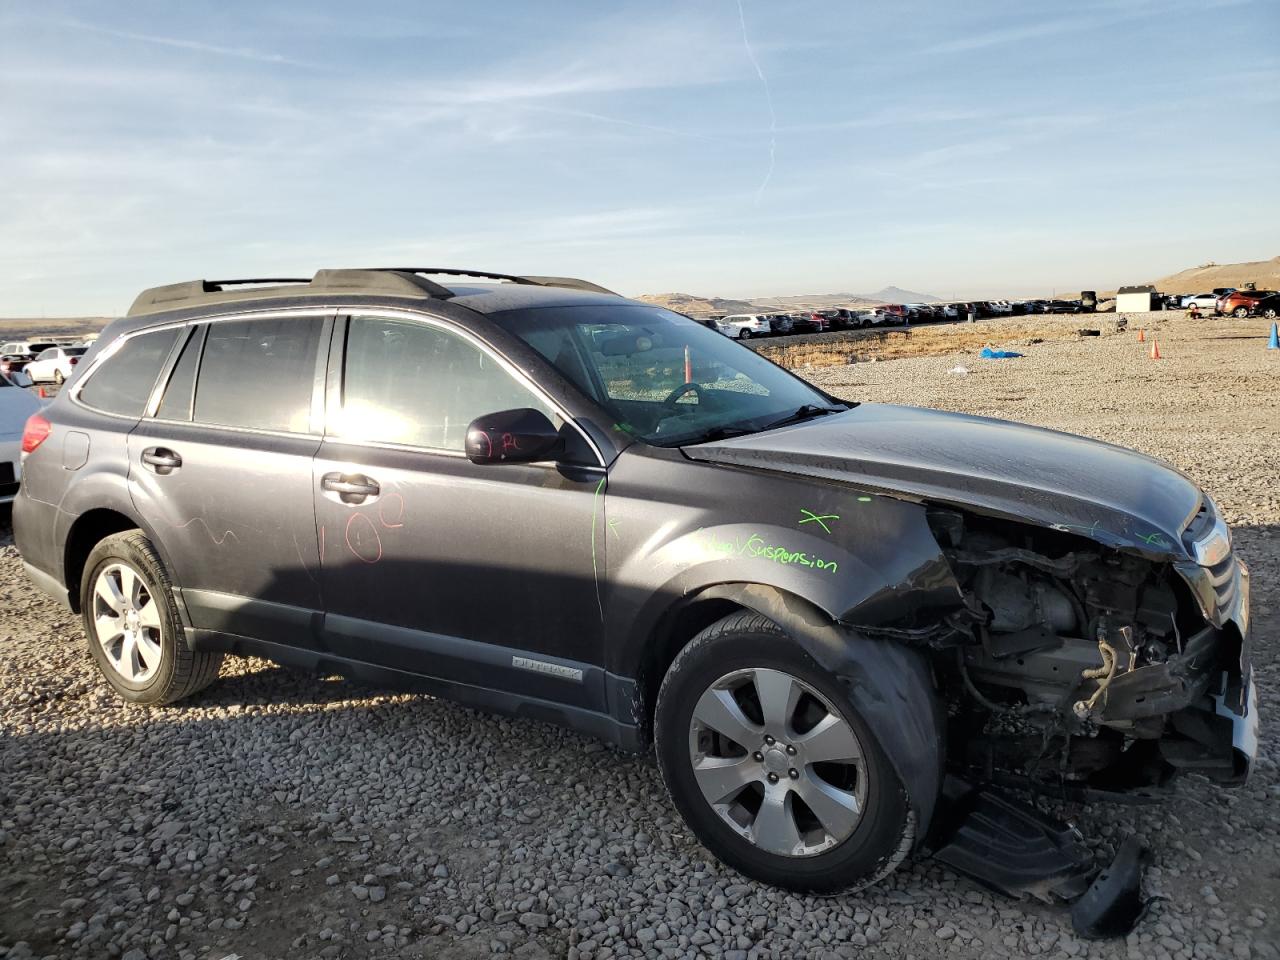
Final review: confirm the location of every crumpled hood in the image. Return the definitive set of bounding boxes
[685,403,1203,557]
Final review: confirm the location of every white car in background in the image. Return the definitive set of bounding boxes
[1181,293,1219,309]
[717,314,772,340]
[987,300,1013,314]
[0,370,42,505]
[24,345,88,384]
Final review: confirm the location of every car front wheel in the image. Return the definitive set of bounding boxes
[81,531,223,705]
[1234,307,1249,318]
[655,612,913,893]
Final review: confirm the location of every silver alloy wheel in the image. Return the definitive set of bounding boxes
[91,562,164,683]
[688,667,868,857]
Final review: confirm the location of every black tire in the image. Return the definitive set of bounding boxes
[738,330,750,340]
[80,530,223,705]
[1234,307,1249,318]
[655,611,912,894]
[1264,308,1277,319]
[53,369,64,385]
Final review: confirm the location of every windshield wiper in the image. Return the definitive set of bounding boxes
[677,424,757,446]
[759,403,847,432]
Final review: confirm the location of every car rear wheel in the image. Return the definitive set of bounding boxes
[81,531,223,705]
[655,612,912,893]
[738,329,751,340]
[53,369,64,384]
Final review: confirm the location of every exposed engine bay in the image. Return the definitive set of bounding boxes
[926,509,1246,797]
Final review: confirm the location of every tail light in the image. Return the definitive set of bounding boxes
[21,413,52,454]
[69,356,79,366]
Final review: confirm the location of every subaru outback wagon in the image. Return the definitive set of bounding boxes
[15,268,1256,894]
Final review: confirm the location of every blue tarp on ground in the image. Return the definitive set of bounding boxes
[980,347,1024,359]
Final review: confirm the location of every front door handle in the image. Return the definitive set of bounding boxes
[141,447,182,475]
[321,471,380,504]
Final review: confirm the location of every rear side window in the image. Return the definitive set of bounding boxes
[193,317,321,432]
[77,328,181,417]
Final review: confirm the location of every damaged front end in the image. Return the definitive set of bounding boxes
[896,501,1255,937]
[926,502,1255,797]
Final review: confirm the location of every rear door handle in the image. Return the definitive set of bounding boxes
[141,447,182,475]
[321,471,380,504]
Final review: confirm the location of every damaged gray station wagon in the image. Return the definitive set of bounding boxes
[14,269,1257,919]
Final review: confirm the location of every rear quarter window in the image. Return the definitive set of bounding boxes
[77,328,181,417]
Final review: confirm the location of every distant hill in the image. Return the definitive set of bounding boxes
[0,316,110,340]
[1151,256,1280,294]
[867,286,941,304]
[637,285,942,316]
[634,293,758,316]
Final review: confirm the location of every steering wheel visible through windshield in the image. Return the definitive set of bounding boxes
[492,303,841,446]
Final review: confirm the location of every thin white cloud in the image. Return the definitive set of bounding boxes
[921,17,1091,55]
[58,20,314,67]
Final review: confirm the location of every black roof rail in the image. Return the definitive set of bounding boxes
[520,275,619,296]
[126,270,454,317]
[125,267,618,317]
[205,278,311,288]
[368,267,619,297]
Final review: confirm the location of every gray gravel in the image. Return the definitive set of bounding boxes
[1,311,1277,959]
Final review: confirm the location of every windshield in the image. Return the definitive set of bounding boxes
[492,303,838,445]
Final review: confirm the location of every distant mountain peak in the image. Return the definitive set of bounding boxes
[868,285,940,303]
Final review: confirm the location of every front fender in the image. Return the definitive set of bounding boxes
[606,490,962,675]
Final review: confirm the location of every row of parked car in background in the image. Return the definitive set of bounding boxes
[0,338,95,384]
[1179,287,1280,318]
[700,296,1096,339]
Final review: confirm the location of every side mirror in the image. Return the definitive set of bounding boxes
[9,370,32,388]
[465,408,563,465]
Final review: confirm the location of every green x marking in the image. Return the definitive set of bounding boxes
[798,509,840,535]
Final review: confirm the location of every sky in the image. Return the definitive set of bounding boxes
[1,0,1277,315]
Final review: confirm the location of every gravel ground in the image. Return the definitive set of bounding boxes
[2,311,1277,960]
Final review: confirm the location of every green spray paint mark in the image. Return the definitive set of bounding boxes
[1136,531,1169,547]
[798,509,840,535]
[857,496,872,502]
[590,475,606,621]
[608,518,621,540]
[700,530,839,574]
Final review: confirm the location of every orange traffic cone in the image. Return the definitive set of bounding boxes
[1150,340,1161,360]
[36,385,47,398]
[1137,328,1145,342]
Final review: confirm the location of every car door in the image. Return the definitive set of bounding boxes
[312,311,606,711]
[128,312,330,648]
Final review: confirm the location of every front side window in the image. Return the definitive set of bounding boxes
[78,327,181,417]
[492,304,836,445]
[193,317,321,432]
[331,315,558,451]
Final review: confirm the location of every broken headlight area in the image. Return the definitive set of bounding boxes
[928,510,1251,795]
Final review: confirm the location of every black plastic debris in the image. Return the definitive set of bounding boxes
[929,778,1094,903]
[1070,836,1150,939]
[928,779,1151,940]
